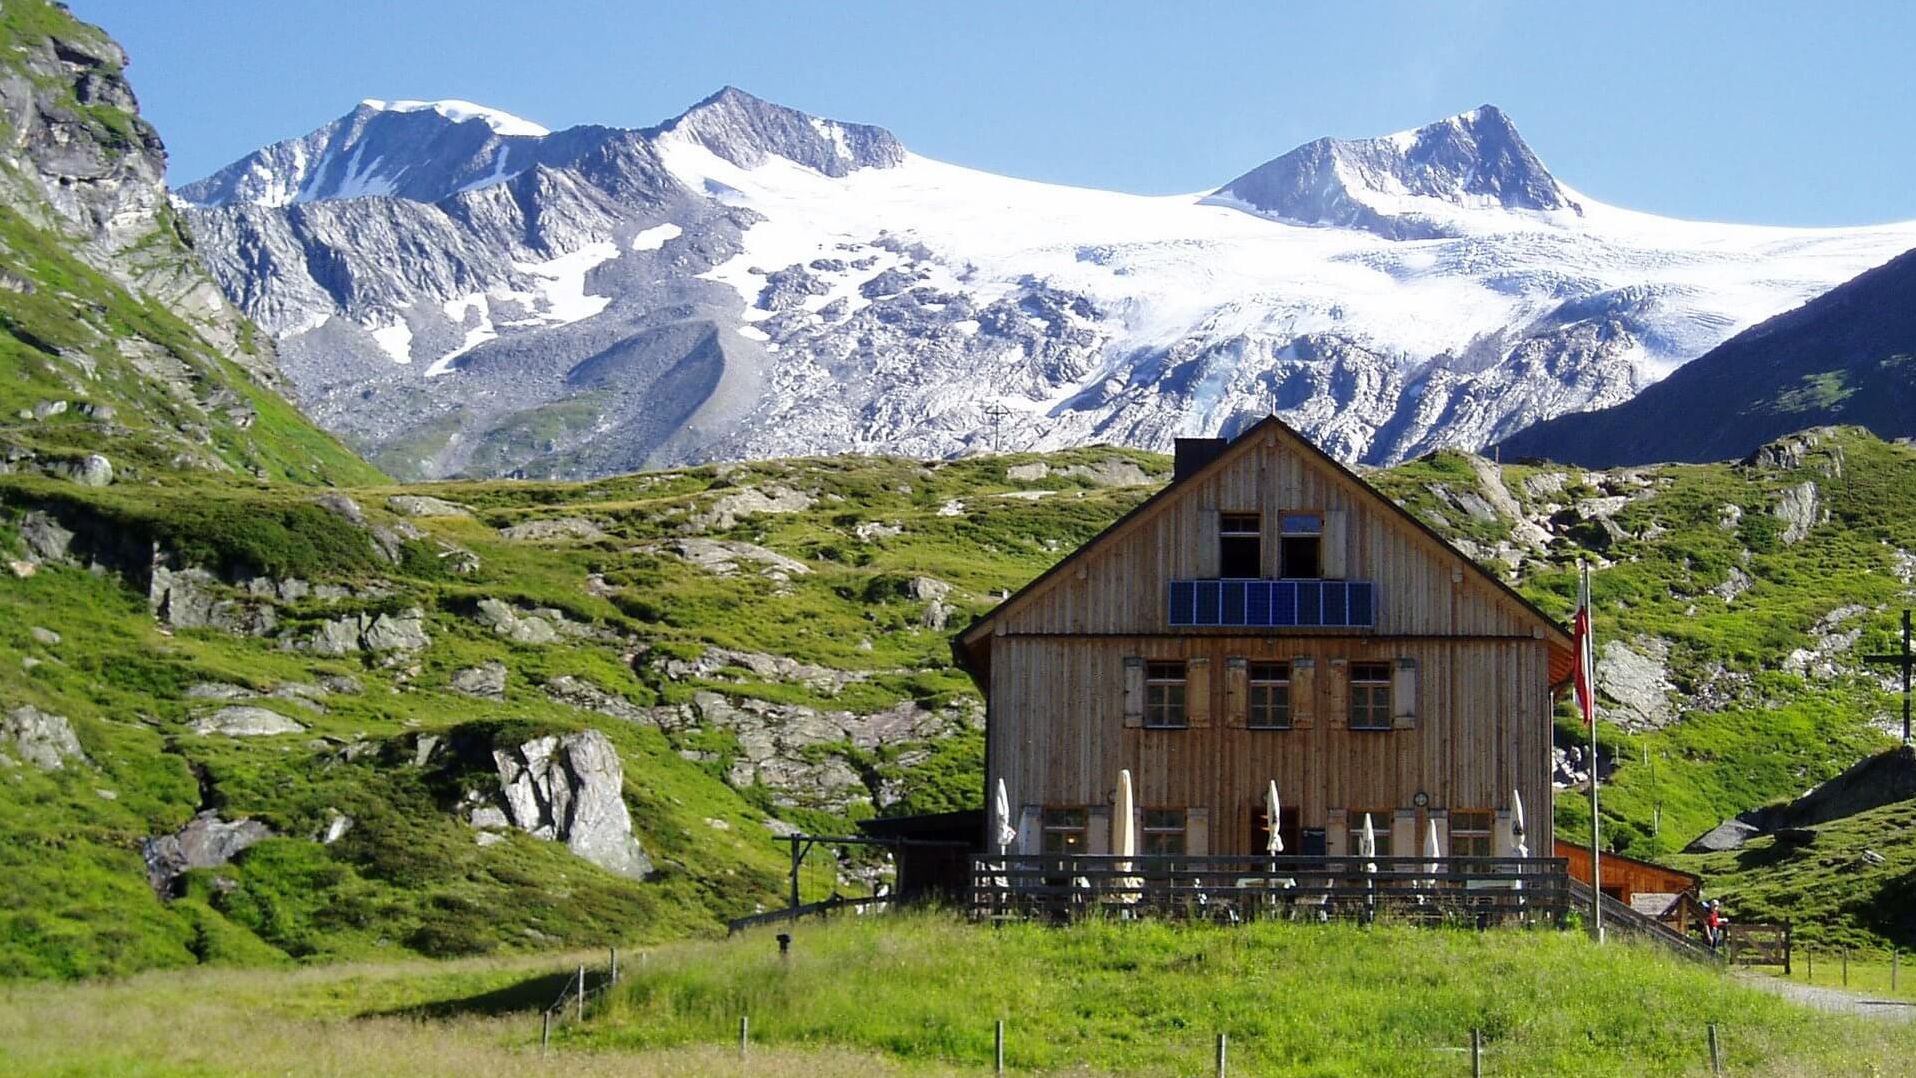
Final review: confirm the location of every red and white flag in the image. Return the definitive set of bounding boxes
[1573,562,1596,726]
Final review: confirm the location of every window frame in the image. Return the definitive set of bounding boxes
[1450,810,1494,858]
[1140,808,1187,856]
[1218,511,1262,579]
[1349,660,1393,731]
[1144,660,1188,730]
[1278,512,1323,579]
[1247,661,1292,730]
[1348,810,1394,858]
[1040,806,1089,855]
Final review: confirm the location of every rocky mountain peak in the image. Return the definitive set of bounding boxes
[1212,103,1579,238]
[653,85,906,177]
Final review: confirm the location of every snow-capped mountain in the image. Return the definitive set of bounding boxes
[178,88,1916,479]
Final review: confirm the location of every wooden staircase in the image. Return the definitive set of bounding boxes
[1567,878,1718,962]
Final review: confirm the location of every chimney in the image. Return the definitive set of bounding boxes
[1173,437,1228,482]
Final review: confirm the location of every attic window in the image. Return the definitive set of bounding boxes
[1219,513,1261,578]
[1279,514,1321,579]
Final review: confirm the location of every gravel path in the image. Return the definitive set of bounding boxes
[1737,971,1916,1022]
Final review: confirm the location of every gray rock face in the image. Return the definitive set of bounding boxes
[490,730,652,879]
[473,598,564,644]
[498,517,606,542]
[386,494,471,517]
[1773,481,1821,544]
[142,812,274,896]
[544,675,650,723]
[303,609,430,654]
[661,538,810,579]
[1212,105,1579,240]
[1597,639,1678,730]
[47,453,113,486]
[189,705,306,737]
[2,706,88,770]
[19,511,74,563]
[450,661,508,699]
[150,565,279,636]
[1685,819,1760,854]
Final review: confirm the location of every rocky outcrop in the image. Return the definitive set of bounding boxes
[659,538,809,579]
[543,676,650,723]
[498,517,606,542]
[1773,480,1822,544]
[150,565,279,636]
[658,647,869,695]
[1596,638,1678,730]
[188,706,306,737]
[385,495,471,518]
[1,706,87,770]
[693,486,814,530]
[472,598,597,644]
[142,812,274,897]
[300,609,430,655]
[450,661,508,699]
[488,730,652,879]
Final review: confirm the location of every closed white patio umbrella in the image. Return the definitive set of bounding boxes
[1113,768,1142,904]
[993,777,1017,855]
[1264,781,1284,855]
[1511,788,1530,858]
[1422,818,1442,902]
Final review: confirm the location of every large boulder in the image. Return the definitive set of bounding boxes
[489,730,652,879]
[473,598,559,644]
[498,517,605,542]
[142,812,273,896]
[2,706,87,769]
[385,495,470,518]
[19,510,74,562]
[450,661,508,700]
[1685,819,1760,853]
[189,706,306,737]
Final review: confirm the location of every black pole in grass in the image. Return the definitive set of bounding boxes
[739,1015,749,1059]
[1707,1023,1722,1076]
[541,1010,550,1057]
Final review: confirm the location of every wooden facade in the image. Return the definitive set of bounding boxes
[955,417,1576,868]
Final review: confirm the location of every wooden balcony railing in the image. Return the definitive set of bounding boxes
[970,854,1569,925]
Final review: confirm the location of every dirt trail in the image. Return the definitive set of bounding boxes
[1737,971,1916,1022]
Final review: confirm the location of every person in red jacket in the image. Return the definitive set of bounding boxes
[1704,899,1724,951]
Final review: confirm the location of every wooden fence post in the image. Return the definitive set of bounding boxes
[740,1015,749,1058]
[610,947,619,985]
[1707,1022,1722,1076]
[1843,949,1849,987]
[1215,1032,1227,1077]
[1471,1028,1482,1078]
[541,1010,551,1056]
[995,1019,1005,1075]
[1894,949,1900,992]
[576,963,586,1021]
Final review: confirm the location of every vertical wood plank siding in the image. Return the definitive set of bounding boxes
[978,428,1561,856]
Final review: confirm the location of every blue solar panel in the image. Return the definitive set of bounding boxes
[1167,579,1375,628]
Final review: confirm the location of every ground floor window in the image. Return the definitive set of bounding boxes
[1450,810,1493,857]
[1348,810,1394,857]
[1041,807,1088,854]
[1141,808,1186,855]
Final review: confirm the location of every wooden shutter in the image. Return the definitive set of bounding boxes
[1392,809,1417,860]
[1392,658,1419,729]
[1322,509,1348,579]
[1122,657,1144,728]
[1185,807,1209,856]
[1088,805,1111,855]
[1186,657,1212,728]
[1493,809,1515,857]
[1290,658,1315,728]
[1326,658,1349,729]
[1224,657,1248,727]
[1326,809,1347,856]
[1017,805,1040,855]
[1197,508,1220,578]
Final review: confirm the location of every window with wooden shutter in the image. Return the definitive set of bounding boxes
[1185,657,1212,728]
[1327,658,1351,728]
[1392,658,1418,729]
[1144,661,1187,729]
[1122,656,1145,728]
[1326,809,1347,856]
[1322,509,1348,579]
[1290,658,1316,728]
[1248,662,1292,729]
[1017,805,1040,855]
[1224,657,1248,727]
[1349,661,1391,731]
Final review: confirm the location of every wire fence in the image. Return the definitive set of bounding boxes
[539,948,624,1055]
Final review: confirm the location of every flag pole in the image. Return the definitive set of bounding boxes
[1584,560,1604,943]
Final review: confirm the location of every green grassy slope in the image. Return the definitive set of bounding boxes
[577,914,1916,1077]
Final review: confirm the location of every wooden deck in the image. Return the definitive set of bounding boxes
[971,853,1569,925]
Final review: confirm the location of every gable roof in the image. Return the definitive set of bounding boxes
[953,413,1575,677]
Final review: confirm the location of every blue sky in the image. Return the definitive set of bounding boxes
[73,0,1916,226]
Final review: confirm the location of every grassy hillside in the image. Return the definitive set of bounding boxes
[576,913,1914,1077]
[10,423,1916,977]
[3,915,1911,1076]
